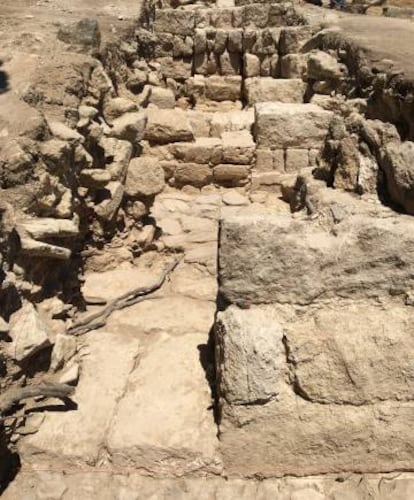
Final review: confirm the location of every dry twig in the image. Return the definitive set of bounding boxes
[69,256,182,336]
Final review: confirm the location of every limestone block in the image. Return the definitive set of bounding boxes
[210,109,254,137]
[194,29,207,54]
[227,29,243,53]
[103,97,137,123]
[260,54,278,77]
[16,218,79,240]
[170,138,222,165]
[215,306,286,405]
[154,10,195,36]
[100,137,133,182]
[125,157,165,198]
[109,111,147,144]
[255,148,284,172]
[149,87,176,109]
[205,76,242,101]
[79,168,111,187]
[195,9,210,29]
[285,148,309,172]
[153,32,174,58]
[173,35,193,58]
[186,109,212,137]
[213,164,250,185]
[50,334,77,371]
[284,304,414,405]
[213,29,228,54]
[244,78,305,105]
[242,29,257,52]
[95,181,124,221]
[382,141,414,214]
[210,8,233,29]
[242,4,270,29]
[145,108,194,144]
[158,57,192,80]
[251,28,280,55]
[279,26,313,55]
[219,211,414,306]
[221,130,255,165]
[280,53,307,79]
[251,171,285,191]
[307,50,346,80]
[175,163,213,187]
[219,51,241,76]
[8,303,51,362]
[243,53,260,78]
[255,148,273,172]
[254,102,333,149]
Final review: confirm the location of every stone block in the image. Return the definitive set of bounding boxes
[255,148,273,172]
[194,29,207,54]
[251,171,285,191]
[170,138,223,165]
[285,148,309,172]
[175,163,213,187]
[227,29,243,53]
[215,306,286,405]
[154,10,195,36]
[245,78,305,105]
[149,87,175,109]
[221,130,255,165]
[279,26,313,55]
[243,53,260,78]
[254,102,333,149]
[210,109,255,137]
[158,57,192,81]
[280,53,307,79]
[172,35,193,58]
[219,211,414,306]
[260,54,278,77]
[213,29,228,54]
[242,4,270,29]
[205,76,242,101]
[145,108,194,144]
[153,32,174,58]
[219,51,242,76]
[125,157,165,198]
[213,164,250,186]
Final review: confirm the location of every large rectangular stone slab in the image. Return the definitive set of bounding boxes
[244,77,305,105]
[254,102,333,149]
[107,333,221,475]
[219,212,414,306]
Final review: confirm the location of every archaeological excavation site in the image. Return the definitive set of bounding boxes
[2,0,414,497]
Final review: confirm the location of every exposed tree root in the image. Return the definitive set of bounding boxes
[69,256,182,336]
[0,383,75,416]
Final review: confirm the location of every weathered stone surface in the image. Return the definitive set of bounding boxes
[175,163,213,187]
[125,157,165,198]
[221,130,255,165]
[280,53,307,79]
[8,303,51,362]
[170,138,222,165]
[210,109,254,137]
[107,333,220,474]
[254,102,333,149]
[145,108,194,144]
[149,86,175,109]
[79,168,111,187]
[243,53,261,78]
[279,26,313,55]
[103,97,137,123]
[19,331,140,466]
[244,77,305,105]
[205,76,242,101]
[109,111,147,144]
[219,210,414,306]
[154,10,195,36]
[213,164,250,185]
[307,50,346,80]
[17,218,79,239]
[215,306,285,405]
[94,181,124,221]
[382,141,414,214]
[285,148,309,172]
[284,304,414,405]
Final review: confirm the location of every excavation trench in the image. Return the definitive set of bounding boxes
[2,0,414,496]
